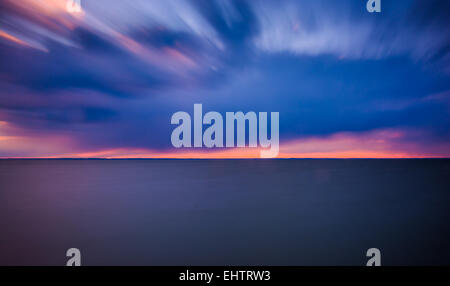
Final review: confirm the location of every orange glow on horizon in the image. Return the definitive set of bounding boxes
[1,124,449,159]
[4,148,448,160]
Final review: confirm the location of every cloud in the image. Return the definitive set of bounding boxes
[252,0,450,63]
[279,128,450,158]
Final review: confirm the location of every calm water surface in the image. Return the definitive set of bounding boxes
[0,159,449,265]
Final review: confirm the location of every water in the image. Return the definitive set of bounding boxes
[0,159,449,266]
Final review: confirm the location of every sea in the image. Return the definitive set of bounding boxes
[0,159,449,265]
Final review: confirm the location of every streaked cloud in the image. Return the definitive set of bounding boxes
[252,0,450,62]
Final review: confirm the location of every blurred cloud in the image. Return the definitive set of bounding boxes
[253,0,450,62]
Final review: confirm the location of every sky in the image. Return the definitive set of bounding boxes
[0,0,449,158]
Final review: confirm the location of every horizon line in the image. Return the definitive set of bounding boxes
[0,157,449,160]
